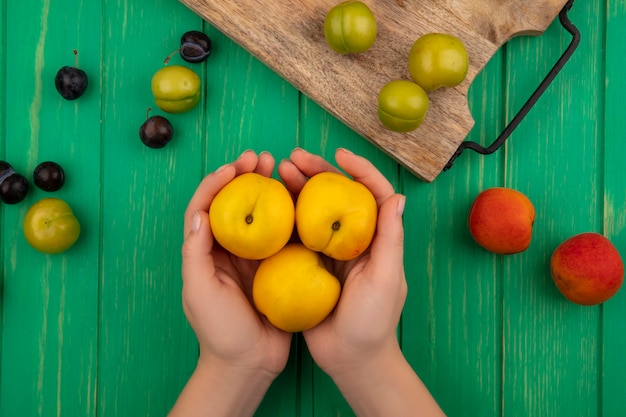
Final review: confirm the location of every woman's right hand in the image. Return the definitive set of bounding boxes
[279,148,445,417]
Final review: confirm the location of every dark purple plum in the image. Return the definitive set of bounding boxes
[180,31,212,63]
[55,49,88,100]
[165,31,213,64]
[0,162,29,204]
[139,114,174,148]
[33,161,66,192]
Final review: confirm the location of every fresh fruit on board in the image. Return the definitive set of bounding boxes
[33,161,65,192]
[55,49,89,100]
[139,109,174,149]
[468,187,535,254]
[23,198,81,254]
[378,79,429,132]
[253,243,341,332]
[151,65,201,113]
[0,161,29,204]
[324,0,377,54]
[209,172,295,260]
[550,232,624,305]
[296,171,377,261]
[408,33,469,91]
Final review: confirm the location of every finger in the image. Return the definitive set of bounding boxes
[279,148,342,195]
[231,149,260,175]
[334,148,395,206]
[288,148,342,178]
[255,151,276,177]
[368,194,406,281]
[278,158,308,195]
[182,210,216,287]
[184,164,237,237]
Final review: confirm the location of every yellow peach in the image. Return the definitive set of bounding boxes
[209,173,295,260]
[253,243,341,332]
[295,172,377,261]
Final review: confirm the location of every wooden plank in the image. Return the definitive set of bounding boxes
[179,0,569,182]
[203,29,301,168]
[3,0,626,416]
[400,48,507,415]
[601,0,626,414]
[0,0,6,410]
[95,2,204,415]
[0,1,102,415]
[502,1,604,414]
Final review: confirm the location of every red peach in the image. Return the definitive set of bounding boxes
[468,187,535,254]
[550,232,624,305]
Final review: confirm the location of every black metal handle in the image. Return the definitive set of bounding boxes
[443,0,580,171]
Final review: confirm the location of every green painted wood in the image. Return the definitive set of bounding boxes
[1,1,102,415]
[1,0,625,416]
[502,1,605,415]
[0,0,5,369]
[602,0,626,415]
[401,46,507,416]
[96,2,203,415]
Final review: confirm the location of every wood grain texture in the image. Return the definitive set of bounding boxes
[2,0,625,416]
[180,0,569,182]
[401,49,507,415]
[1,1,102,415]
[94,3,202,414]
[502,1,605,414]
[601,0,626,414]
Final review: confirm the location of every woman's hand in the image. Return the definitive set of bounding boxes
[170,150,292,417]
[279,147,405,371]
[279,148,444,417]
[170,147,443,417]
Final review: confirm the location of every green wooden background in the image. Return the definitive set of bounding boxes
[1,0,625,416]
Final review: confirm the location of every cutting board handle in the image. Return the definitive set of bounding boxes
[444,0,580,171]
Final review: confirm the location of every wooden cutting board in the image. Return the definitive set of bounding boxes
[180,0,569,182]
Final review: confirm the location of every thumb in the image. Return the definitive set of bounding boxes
[181,210,215,286]
[369,194,406,270]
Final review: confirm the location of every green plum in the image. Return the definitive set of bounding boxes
[23,198,81,254]
[378,80,429,132]
[151,65,201,113]
[408,33,469,91]
[324,1,377,54]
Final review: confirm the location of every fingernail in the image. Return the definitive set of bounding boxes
[397,195,406,217]
[215,163,228,174]
[339,147,354,154]
[239,149,253,158]
[191,211,202,232]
